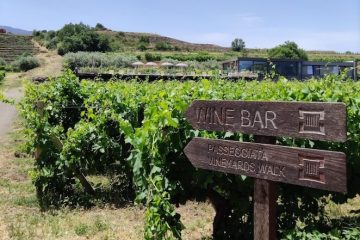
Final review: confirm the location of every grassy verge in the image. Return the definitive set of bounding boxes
[0,120,214,240]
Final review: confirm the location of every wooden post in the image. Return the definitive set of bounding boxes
[254,135,277,240]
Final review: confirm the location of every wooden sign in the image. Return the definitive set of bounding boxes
[184,137,347,193]
[184,100,346,142]
[184,99,347,240]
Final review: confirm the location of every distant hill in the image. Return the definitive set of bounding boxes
[98,29,230,52]
[0,26,32,35]
[31,24,360,62]
[98,30,360,58]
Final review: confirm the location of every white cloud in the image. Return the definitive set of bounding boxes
[238,13,263,24]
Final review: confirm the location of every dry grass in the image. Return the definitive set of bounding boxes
[0,120,214,240]
[2,44,63,90]
[326,195,360,219]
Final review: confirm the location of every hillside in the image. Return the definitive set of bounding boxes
[99,30,360,61]
[0,25,32,35]
[31,23,360,62]
[0,34,39,63]
[99,29,229,52]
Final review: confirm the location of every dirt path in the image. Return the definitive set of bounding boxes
[0,87,23,140]
[0,44,63,139]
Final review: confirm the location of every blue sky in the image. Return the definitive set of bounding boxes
[1,0,359,52]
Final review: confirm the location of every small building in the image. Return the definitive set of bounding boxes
[222,57,357,80]
[0,28,6,34]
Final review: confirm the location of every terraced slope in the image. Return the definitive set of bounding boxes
[0,34,39,63]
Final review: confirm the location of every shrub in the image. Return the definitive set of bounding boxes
[95,23,106,30]
[0,57,6,66]
[45,37,58,49]
[139,36,150,44]
[137,42,148,51]
[0,70,5,82]
[32,30,42,37]
[64,52,137,69]
[116,32,125,38]
[11,56,40,71]
[34,23,111,55]
[155,41,173,51]
[144,52,161,61]
[163,52,218,62]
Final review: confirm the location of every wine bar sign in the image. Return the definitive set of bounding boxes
[183,100,347,240]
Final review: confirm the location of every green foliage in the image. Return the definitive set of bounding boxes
[95,23,106,30]
[145,52,162,62]
[155,41,173,51]
[283,227,360,240]
[138,36,150,51]
[64,51,221,73]
[11,55,40,71]
[34,23,111,55]
[116,32,125,38]
[139,36,150,44]
[145,176,183,239]
[20,71,360,239]
[268,41,309,60]
[45,37,58,49]
[64,52,137,69]
[162,52,219,62]
[74,223,91,236]
[231,38,246,52]
[138,42,148,51]
[0,70,5,83]
[0,57,6,66]
[309,56,360,63]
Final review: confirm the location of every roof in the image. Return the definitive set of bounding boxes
[222,57,356,65]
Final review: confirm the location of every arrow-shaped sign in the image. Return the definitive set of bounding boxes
[184,137,347,193]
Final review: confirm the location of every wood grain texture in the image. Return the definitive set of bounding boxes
[184,137,347,193]
[253,136,277,240]
[254,179,277,240]
[184,100,346,142]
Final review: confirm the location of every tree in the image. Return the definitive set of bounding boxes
[268,41,308,60]
[231,38,245,52]
[56,23,110,55]
[95,23,106,30]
